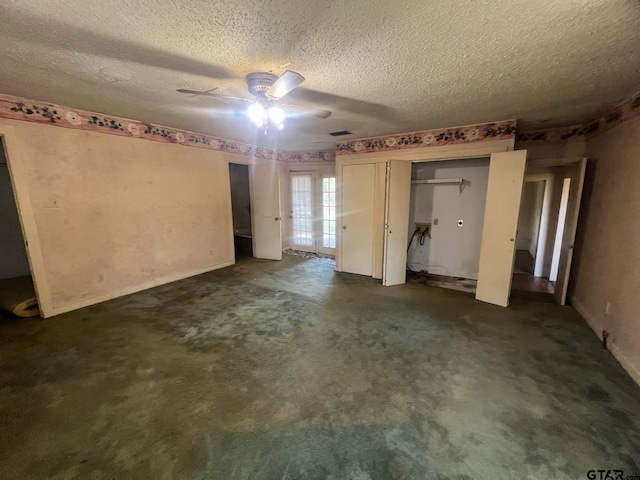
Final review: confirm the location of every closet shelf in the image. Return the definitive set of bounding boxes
[411,178,464,185]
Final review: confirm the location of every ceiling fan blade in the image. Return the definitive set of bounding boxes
[267,70,305,100]
[280,103,332,119]
[177,89,252,104]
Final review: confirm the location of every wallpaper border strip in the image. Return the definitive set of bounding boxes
[516,91,640,146]
[0,94,336,163]
[335,120,516,156]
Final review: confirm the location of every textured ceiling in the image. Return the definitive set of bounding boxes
[0,0,639,150]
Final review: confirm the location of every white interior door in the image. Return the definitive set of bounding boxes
[383,160,412,286]
[318,175,337,256]
[251,163,282,260]
[341,163,376,276]
[554,158,587,305]
[290,172,315,252]
[476,150,527,307]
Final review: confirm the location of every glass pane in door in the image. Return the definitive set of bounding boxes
[322,177,336,248]
[291,175,313,246]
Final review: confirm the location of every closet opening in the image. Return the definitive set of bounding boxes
[406,157,490,293]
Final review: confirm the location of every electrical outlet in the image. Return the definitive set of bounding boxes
[415,223,431,236]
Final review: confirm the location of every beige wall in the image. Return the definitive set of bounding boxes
[571,116,640,385]
[1,119,235,317]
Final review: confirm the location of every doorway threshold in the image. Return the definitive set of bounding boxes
[284,249,336,266]
[511,273,555,302]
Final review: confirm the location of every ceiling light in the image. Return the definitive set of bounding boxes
[248,102,267,127]
[269,106,285,125]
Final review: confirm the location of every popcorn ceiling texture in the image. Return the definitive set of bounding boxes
[0,0,639,151]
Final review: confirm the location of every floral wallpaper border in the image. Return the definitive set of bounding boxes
[280,150,336,162]
[0,94,335,163]
[515,92,640,146]
[335,120,517,155]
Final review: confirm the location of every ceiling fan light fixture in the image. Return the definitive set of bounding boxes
[179,70,332,129]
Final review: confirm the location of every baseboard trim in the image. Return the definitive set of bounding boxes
[572,297,640,386]
[45,259,235,318]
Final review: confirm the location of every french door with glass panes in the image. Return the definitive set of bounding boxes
[290,172,336,256]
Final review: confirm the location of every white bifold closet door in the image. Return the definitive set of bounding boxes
[340,163,376,276]
[383,160,413,286]
[476,150,527,307]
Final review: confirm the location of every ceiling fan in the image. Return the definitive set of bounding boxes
[177,70,332,133]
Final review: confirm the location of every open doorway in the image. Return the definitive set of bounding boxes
[0,137,40,317]
[511,178,555,299]
[229,162,283,261]
[405,158,490,293]
[511,161,585,304]
[229,163,252,258]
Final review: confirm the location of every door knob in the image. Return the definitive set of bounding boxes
[342,225,347,230]
[275,217,281,221]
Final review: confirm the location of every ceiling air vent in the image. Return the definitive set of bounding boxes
[329,130,352,137]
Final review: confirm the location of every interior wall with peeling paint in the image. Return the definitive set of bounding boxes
[0,119,235,317]
[570,116,640,385]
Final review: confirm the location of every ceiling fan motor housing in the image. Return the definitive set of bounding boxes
[245,72,278,99]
